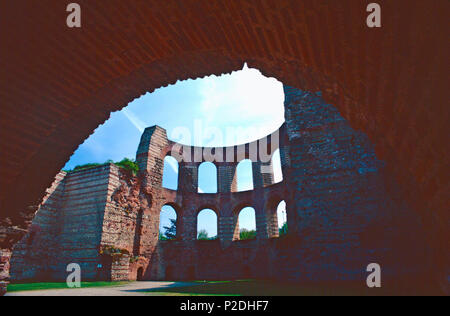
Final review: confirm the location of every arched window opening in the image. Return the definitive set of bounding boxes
[159,205,177,240]
[197,209,217,240]
[198,162,217,193]
[238,207,256,240]
[137,267,144,281]
[236,159,254,192]
[272,148,283,184]
[277,200,288,236]
[162,156,179,190]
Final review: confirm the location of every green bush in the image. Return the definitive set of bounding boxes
[279,222,288,236]
[71,162,103,172]
[160,219,177,240]
[114,158,139,175]
[64,158,139,175]
[197,229,217,240]
[239,229,256,240]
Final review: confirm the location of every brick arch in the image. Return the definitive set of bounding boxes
[232,201,255,216]
[0,0,448,294]
[265,197,287,239]
[2,1,447,227]
[234,205,257,241]
[195,206,220,218]
[162,202,182,216]
[266,194,285,209]
[195,207,219,240]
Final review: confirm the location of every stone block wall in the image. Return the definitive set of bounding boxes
[281,86,427,282]
[10,165,122,281]
[0,249,11,295]
[7,85,428,292]
[10,171,67,281]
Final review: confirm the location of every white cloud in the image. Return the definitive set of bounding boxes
[197,64,284,145]
[122,108,147,133]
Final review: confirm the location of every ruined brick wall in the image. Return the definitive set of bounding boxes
[0,249,11,295]
[10,165,124,281]
[7,86,429,291]
[10,171,66,280]
[139,87,427,287]
[1,0,448,295]
[277,87,427,282]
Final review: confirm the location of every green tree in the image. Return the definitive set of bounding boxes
[159,231,168,241]
[279,222,288,236]
[239,228,256,240]
[197,229,209,240]
[114,158,139,175]
[162,218,177,240]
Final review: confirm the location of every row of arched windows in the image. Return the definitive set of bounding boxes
[162,149,283,192]
[158,200,287,241]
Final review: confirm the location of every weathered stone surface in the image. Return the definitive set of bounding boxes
[0,249,11,296]
[1,0,448,296]
[5,87,434,295]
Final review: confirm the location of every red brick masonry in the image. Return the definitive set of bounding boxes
[7,88,434,294]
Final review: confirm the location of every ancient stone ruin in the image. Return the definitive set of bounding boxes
[6,87,427,291]
[1,1,448,296]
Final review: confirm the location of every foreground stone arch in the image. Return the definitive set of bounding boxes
[0,0,448,294]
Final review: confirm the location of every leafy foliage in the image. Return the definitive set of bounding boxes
[197,229,209,240]
[239,228,256,240]
[114,158,139,175]
[279,222,288,236]
[71,162,103,172]
[99,245,130,257]
[159,218,177,240]
[99,245,130,262]
[197,229,217,240]
[64,158,139,175]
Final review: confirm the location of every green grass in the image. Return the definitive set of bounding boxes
[7,281,129,292]
[142,280,369,296]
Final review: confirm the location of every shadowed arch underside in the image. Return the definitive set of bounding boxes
[0,0,448,295]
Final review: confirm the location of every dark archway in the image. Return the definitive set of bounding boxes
[137,267,144,281]
[1,1,447,246]
[0,1,448,295]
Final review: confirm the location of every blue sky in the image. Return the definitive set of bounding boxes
[63,64,287,236]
